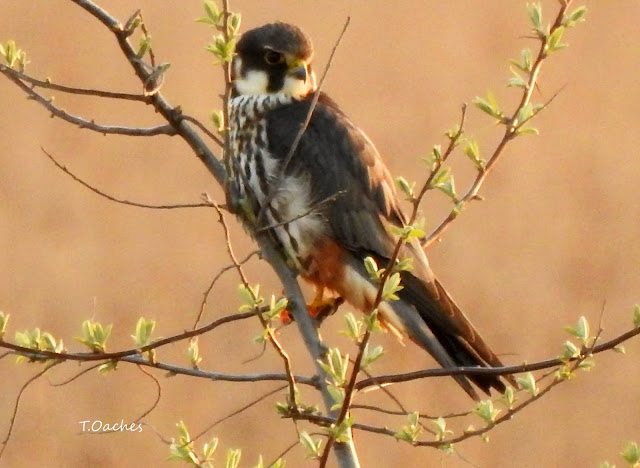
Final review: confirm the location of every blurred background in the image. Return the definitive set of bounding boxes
[1,1,639,467]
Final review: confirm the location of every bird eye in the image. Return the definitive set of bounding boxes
[264,50,285,65]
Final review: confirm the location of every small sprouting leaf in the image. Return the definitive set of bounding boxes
[632,304,640,329]
[0,311,9,340]
[507,72,528,89]
[326,384,345,410]
[98,360,118,374]
[364,309,383,333]
[361,344,384,370]
[187,337,202,367]
[621,441,640,467]
[328,417,354,443]
[431,416,453,441]
[565,316,590,343]
[527,3,545,36]
[394,411,422,443]
[546,26,567,53]
[227,13,242,37]
[75,320,113,353]
[464,139,484,169]
[475,400,500,424]
[299,431,322,459]
[382,272,403,301]
[341,312,362,341]
[500,386,516,410]
[516,372,539,396]
[394,258,413,273]
[559,340,581,362]
[516,126,539,136]
[510,48,533,73]
[564,6,588,28]
[211,110,225,133]
[363,256,380,280]
[614,344,626,354]
[132,317,156,347]
[472,92,503,120]
[317,348,349,386]
[396,176,416,201]
[202,438,219,460]
[429,166,452,189]
[578,359,595,371]
[225,448,242,468]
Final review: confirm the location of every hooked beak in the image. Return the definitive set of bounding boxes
[287,60,308,83]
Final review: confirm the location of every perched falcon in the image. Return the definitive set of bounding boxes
[228,22,514,400]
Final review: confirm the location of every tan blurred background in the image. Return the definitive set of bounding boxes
[1,1,639,467]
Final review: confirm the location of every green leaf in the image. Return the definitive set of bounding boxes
[546,26,567,53]
[299,431,322,459]
[98,360,118,374]
[394,411,422,443]
[382,272,403,301]
[472,92,503,120]
[225,448,242,468]
[317,348,349,386]
[516,372,539,396]
[614,344,626,354]
[431,416,453,441]
[475,400,500,423]
[632,304,640,329]
[328,417,354,443]
[564,6,588,28]
[527,3,544,36]
[364,309,383,333]
[203,438,219,460]
[507,72,528,89]
[500,386,516,410]
[577,359,595,371]
[326,384,345,410]
[187,337,202,367]
[396,176,416,201]
[341,312,362,341]
[361,344,384,370]
[621,441,640,467]
[516,126,539,136]
[0,311,9,340]
[559,340,581,362]
[464,139,484,169]
[363,256,379,280]
[132,317,156,347]
[565,316,590,343]
[211,110,225,133]
[75,320,112,353]
[510,48,533,73]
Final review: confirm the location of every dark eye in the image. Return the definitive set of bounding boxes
[264,50,285,65]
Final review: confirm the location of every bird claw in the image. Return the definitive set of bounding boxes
[279,296,344,325]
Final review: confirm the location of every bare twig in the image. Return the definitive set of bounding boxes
[0,65,148,101]
[1,362,62,458]
[42,147,213,210]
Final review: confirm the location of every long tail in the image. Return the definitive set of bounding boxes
[394,270,516,400]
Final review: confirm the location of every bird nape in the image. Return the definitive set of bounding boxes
[227,21,515,400]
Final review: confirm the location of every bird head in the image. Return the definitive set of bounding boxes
[232,22,317,99]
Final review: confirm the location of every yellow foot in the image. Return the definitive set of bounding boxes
[279,296,344,325]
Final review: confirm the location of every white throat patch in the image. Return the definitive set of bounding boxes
[232,57,317,99]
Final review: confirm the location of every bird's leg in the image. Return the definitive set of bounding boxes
[279,286,344,325]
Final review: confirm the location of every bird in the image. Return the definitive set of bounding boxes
[227,22,515,400]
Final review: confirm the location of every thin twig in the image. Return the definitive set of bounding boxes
[42,147,213,210]
[192,384,288,442]
[1,362,62,459]
[0,65,147,101]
